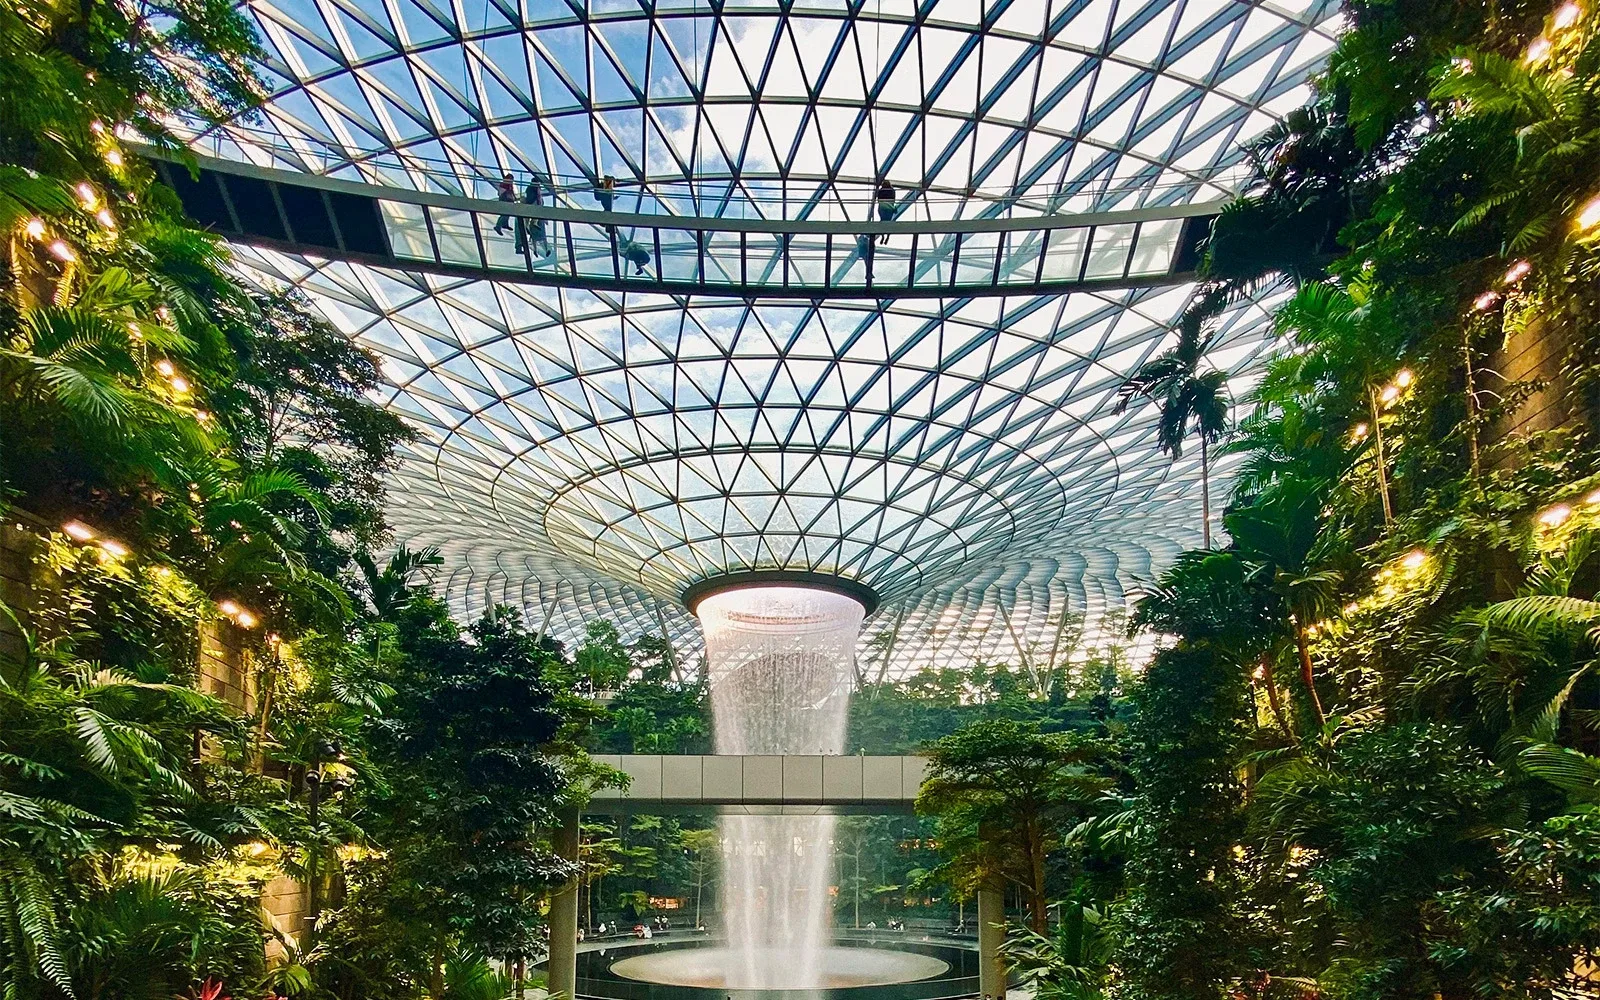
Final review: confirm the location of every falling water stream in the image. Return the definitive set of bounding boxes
[696,586,865,990]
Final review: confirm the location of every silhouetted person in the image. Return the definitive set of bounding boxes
[519,174,550,256]
[493,172,516,233]
[857,233,875,279]
[875,178,897,243]
[596,174,617,212]
[620,236,651,275]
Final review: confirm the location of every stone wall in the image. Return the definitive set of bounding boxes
[262,875,311,960]
[1486,315,1590,448]
[199,618,256,716]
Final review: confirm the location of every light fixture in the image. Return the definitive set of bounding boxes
[1473,290,1499,310]
[62,520,97,541]
[1344,602,1359,614]
[24,218,44,239]
[1588,488,1600,505]
[218,599,242,616]
[96,208,115,228]
[1527,36,1552,62]
[1579,195,1600,230]
[1379,384,1401,406]
[154,359,175,376]
[48,241,75,262]
[1394,368,1415,389]
[89,120,105,134]
[152,565,174,579]
[1538,504,1572,528]
[234,610,259,629]
[104,149,123,167]
[1554,1,1582,28]
[98,538,130,558]
[75,183,96,209]
[1350,422,1370,441]
[1503,260,1530,283]
[1401,549,1427,571]
[194,409,211,423]
[170,376,190,393]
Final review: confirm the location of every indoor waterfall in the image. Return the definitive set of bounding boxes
[696,585,865,989]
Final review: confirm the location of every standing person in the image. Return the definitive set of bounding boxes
[875,177,897,243]
[493,172,516,234]
[595,174,617,212]
[517,173,549,256]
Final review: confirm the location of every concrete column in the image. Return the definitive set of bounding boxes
[977,885,1006,1000]
[547,807,581,1000]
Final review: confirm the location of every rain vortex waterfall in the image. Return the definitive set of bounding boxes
[696,586,865,989]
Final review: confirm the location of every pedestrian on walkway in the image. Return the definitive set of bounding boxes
[493,172,516,234]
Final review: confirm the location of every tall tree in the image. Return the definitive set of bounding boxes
[1115,325,1231,548]
[917,719,1109,932]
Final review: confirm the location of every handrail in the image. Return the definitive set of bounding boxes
[157,147,1226,237]
[173,120,1249,218]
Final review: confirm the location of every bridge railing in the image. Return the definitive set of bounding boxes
[174,120,1249,222]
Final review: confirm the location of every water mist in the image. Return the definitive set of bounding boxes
[696,585,864,990]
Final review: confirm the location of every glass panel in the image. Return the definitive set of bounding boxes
[657,229,700,283]
[954,231,1001,285]
[744,232,784,287]
[426,207,480,266]
[875,232,915,288]
[706,232,742,283]
[913,233,957,287]
[832,232,872,287]
[787,234,828,287]
[1127,218,1182,277]
[998,230,1044,285]
[571,222,616,277]
[1040,227,1088,282]
[616,227,655,279]
[1084,223,1136,280]
[483,211,528,272]
[381,200,434,261]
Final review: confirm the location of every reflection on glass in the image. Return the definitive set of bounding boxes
[1083,223,1136,280]
[427,207,480,266]
[1127,219,1182,277]
[381,200,432,261]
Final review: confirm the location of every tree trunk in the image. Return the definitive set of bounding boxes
[1369,391,1394,527]
[1294,623,1326,729]
[1200,434,1212,549]
[1027,825,1047,932]
[430,940,446,999]
[1258,653,1295,742]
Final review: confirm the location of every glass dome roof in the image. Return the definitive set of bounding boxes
[208,0,1340,674]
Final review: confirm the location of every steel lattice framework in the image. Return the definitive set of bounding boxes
[205,0,1341,675]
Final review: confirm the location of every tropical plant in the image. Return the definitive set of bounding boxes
[1114,324,1231,548]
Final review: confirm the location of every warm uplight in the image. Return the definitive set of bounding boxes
[1588,489,1600,505]
[1379,385,1401,406]
[98,539,130,558]
[152,565,174,579]
[155,359,175,376]
[96,208,115,228]
[235,611,259,628]
[218,600,242,616]
[1579,195,1600,230]
[1252,665,1265,680]
[1344,602,1360,614]
[1351,422,1370,441]
[194,409,211,423]
[1526,36,1552,61]
[1538,504,1573,528]
[1394,368,1415,389]
[48,241,75,262]
[1554,2,1582,28]
[90,120,105,134]
[24,218,44,239]
[76,183,97,209]
[170,376,190,394]
[1473,290,1499,310]
[1503,260,1531,283]
[62,520,97,541]
[104,149,123,167]
[1401,549,1428,571]
[246,841,271,857]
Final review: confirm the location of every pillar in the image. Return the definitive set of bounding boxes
[978,884,1006,1000]
[547,807,581,1000]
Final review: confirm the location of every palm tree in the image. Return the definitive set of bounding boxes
[354,544,443,620]
[1115,323,1231,548]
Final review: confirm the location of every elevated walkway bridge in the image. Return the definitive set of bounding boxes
[585,753,927,815]
[152,151,1217,299]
